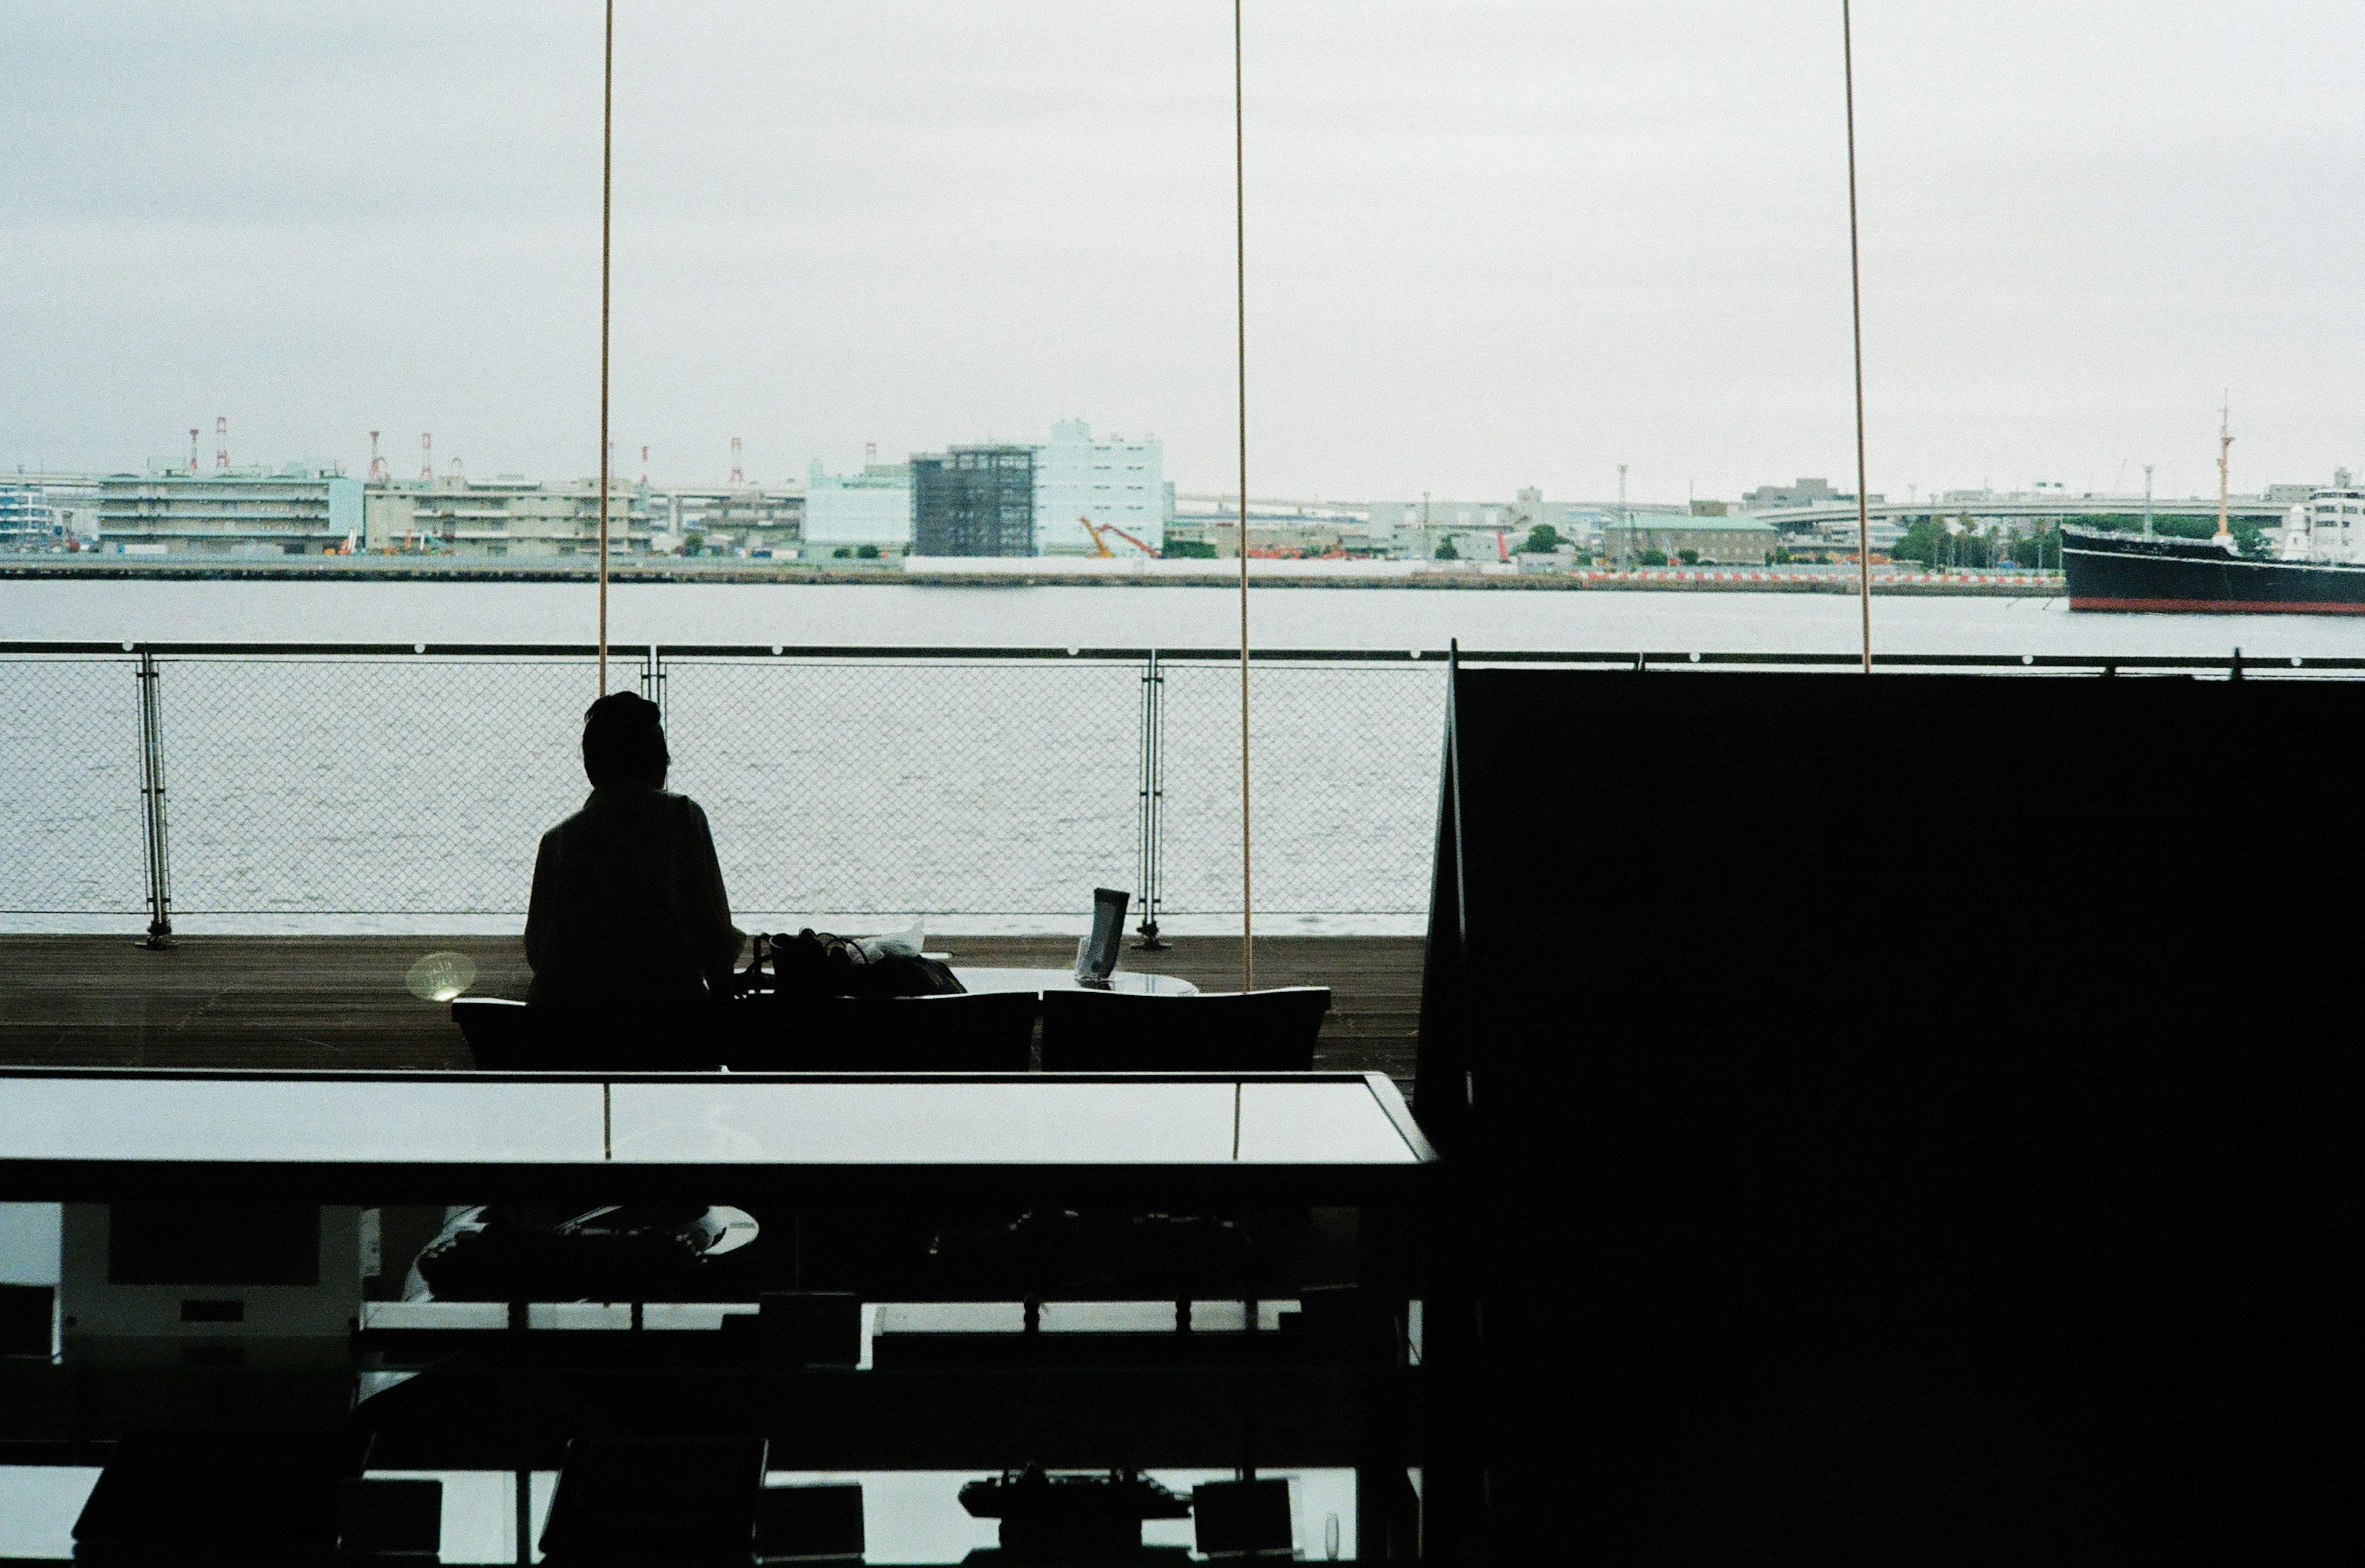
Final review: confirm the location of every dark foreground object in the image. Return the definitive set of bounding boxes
[1415,666,2350,1561]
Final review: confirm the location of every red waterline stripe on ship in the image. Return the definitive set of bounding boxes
[2071,597,2365,615]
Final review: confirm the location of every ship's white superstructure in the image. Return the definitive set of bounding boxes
[2278,489,2365,564]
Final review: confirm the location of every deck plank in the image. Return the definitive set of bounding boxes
[0,934,1426,1091]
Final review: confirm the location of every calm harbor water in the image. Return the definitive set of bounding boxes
[7,578,2365,940]
[10,573,2365,655]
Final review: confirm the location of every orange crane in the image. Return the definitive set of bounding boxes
[1078,515,1157,557]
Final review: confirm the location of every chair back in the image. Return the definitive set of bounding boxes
[453,997,724,1071]
[1040,986,1330,1072]
[729,990,1037,1072]
[450,997,547,1069]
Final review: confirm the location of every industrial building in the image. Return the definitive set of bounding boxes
[1034,419,1164,555]
[97,465,363,556]
[363,476,653,557]
[1601,515,1779,565]
[802,461,912,551]
[646,484,800,556]
[1742,476,1885,511]
[911,446,1036,557]
[1362,488,1586,558]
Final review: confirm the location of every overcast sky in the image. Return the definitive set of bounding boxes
[4,1,2359,502]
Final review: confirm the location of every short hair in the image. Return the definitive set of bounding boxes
[581,692,669,788]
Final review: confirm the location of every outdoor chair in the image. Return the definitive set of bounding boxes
[727,990,1037,1072]
[450,997,546,1069]
[1039,987,1331,1072]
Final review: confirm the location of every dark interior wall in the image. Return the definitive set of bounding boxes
[1416,668,2351,1562]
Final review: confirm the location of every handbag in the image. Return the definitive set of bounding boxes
[735,929,964,1000]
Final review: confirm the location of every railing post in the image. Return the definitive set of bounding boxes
[641,644,665,721]
[133,649,175,949]
[1134,649,1168,948]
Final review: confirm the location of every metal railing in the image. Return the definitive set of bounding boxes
[5,642,2360,932]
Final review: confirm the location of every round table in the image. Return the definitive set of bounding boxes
[951,966,1199,998]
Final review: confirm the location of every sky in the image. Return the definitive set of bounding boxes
[3,1,2361,503]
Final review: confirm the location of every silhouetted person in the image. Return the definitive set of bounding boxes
[525,692,743,1064]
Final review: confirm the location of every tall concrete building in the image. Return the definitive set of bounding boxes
[803,460,912,551]
[99,465,363,555]
[911,446,1035,557]
[1034,419,1163,555]
[0,482,57,551]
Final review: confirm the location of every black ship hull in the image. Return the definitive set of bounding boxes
[2063,526,2365,614]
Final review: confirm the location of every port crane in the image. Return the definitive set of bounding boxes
[1077,515,1157,557]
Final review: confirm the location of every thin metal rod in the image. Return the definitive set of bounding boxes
[1233,0,1253,990]
[1842,0,1871,673]
[597,0,614,694]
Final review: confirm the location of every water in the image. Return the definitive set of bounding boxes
[10,574,2365,655]
[6,581,2363,939]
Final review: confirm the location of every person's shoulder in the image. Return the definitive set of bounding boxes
[542,796,598,843]
[658,790,711,826]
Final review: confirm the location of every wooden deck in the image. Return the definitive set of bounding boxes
[0,934,1426,1091]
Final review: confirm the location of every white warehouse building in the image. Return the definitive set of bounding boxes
[803,461,912,549]
[1035,419,1163,556]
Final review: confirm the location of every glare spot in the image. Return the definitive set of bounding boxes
[404,950,477,1003]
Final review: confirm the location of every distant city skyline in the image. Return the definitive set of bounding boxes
[4,2,2361,504]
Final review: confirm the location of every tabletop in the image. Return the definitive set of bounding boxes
[0,1069,1431,1204]
[952,966,1199,998]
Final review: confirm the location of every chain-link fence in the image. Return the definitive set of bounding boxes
[156,653,600,915]
[661,655,1144,919]
[0,653,145,915]
[0,645,1449,927]
[1158,658,1447,916]
[8,644,2357,930]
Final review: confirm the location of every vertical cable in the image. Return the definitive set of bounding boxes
[597,0,614,694]
[1842,0,1871,672]
[1234,0,1253,991]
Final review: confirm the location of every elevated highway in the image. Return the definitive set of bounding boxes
[1756,495,2292,528]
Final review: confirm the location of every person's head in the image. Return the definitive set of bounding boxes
[581,691,669,789]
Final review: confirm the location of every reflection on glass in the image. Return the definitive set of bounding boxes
[364,1470,554,1565]
[0,1081,606,1164]
[1234,1081,1419,1164]
[403,950,477,1003]
[754,1469,1354,1564]
[0,1466,101,1560]
[609,1081,1239,1165]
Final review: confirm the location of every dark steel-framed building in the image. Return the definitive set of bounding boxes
[911,445,1036,557]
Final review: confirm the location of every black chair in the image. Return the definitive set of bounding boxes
[450,997,724,1071]
[540,1436,769,1565]
[75,1429,362,1562]
[728,990,1038,1072]
[450,997,545,1068]
[1039,987,1331,1072]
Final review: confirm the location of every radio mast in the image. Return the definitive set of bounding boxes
[2213,395,2234,544]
